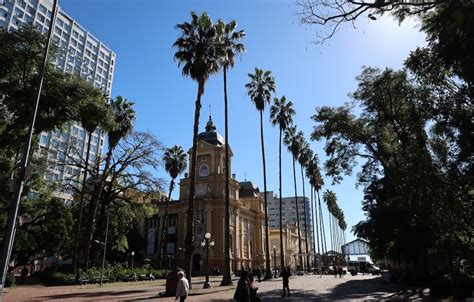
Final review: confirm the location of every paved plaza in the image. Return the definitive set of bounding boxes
[3,273,435,301]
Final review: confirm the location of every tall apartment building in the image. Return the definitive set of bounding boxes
[267,192,314,250]
[1,0,116,202]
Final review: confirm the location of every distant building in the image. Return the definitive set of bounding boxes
[268,193,314,255]
[342,238,373,262]
[1,0,116,202]
[269,224,307,270]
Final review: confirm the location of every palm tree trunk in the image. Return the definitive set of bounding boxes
[84,146,113,271]
[314,189,320,255]
[300,165,309,271]
[310,186,318,268]
[185,86,202,289]
[157,178,175,269]
[317,190,327,265]
[73,130,93,278]
[329,214,334,252]
[222,66,232,286]
[259,111,272,280]
[278,129,285,270]
[292,157,302,269]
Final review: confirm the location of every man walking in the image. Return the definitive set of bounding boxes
[175,271,189,302]
[280,266,291,298]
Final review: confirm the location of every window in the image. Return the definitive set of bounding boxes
[39,4,47,14]
[199,164,209,177]
[40,135,49,145]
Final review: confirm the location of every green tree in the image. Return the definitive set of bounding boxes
[270,96,295,269]
[283,125,304,269]
[84,96,135,270]
[245,68,276,279]
[311,66,471,280]
[157,145,187,268]
[73,93,110,277]
[215,19,245,286]
[173,12,221,285]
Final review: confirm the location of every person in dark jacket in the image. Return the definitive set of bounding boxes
[234,270,251,302]
[280,266,291,298]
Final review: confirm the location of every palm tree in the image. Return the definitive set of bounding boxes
[216,19,245,286]
[323,190,337,250]
[173,11,220,285]
[307,154,325,266]
[298,141,312,270]
[283,125,304,269]
[270,96,295,270]
[157,145,188,268]
[245,68,276,280]
[73,93,109,277]
[305,157,317,266]
[83,96,135,270]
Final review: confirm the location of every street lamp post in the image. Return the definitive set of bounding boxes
[273,245,277,278]
[131,251,135,270]
[0,0,59,298]
[201,232,215,289]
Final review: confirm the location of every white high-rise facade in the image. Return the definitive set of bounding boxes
[1,0,116,202]
[267,192,314,250]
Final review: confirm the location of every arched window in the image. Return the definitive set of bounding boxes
[199,164,209,177]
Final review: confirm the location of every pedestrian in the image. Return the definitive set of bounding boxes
[175,271,189,302]
[334,265,338,278]
[234,269,251,302]
[256,266,262,282]
[338,266,343,278]
[279,266,291,298]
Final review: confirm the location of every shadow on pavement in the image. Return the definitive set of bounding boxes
[251,277,434,301]
[37,289,149,300]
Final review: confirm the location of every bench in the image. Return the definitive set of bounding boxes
[93,277,109,283]
[79,278,89,285]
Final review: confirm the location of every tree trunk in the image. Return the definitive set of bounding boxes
[314,188,321,258]
[292,157,302,269]
[73,130,93,278]
[222,66,232,286]
[300,165,309,271]
[260,110,272,280]
[317,190,327,265]
[157,178,175,269]
[310,186,318,268]
[329,214,334,252]
[279,129,285,270]
[185,86,202,289]
[84,146,113,271]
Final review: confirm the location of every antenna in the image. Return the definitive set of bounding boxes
[209,105,211,119]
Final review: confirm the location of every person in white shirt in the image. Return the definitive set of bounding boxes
[175,271,189,302]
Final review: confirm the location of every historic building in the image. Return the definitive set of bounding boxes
[146,116,267,275]
[269,224,308,270]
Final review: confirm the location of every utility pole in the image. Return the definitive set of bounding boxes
[0,0,59,299]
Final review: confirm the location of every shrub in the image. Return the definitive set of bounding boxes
[5,272,15,287]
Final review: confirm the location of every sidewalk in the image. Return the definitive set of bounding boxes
[2,275,240,301]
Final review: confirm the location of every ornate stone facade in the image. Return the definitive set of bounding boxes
[148,116,267,275]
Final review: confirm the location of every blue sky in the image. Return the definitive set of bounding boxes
[60,0,426,243]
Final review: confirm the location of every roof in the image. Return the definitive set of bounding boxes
[197,115,224,146]
[239,181,260,198]
[341,238,369,248]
